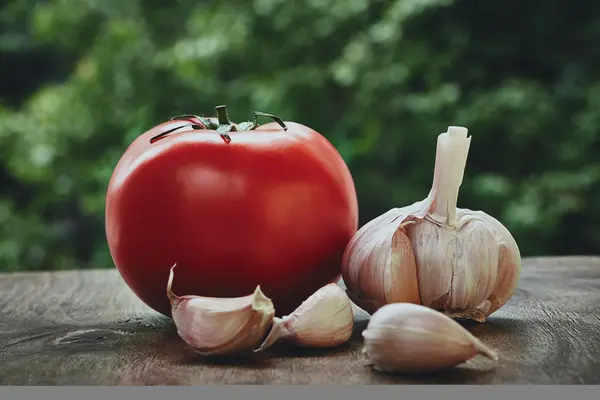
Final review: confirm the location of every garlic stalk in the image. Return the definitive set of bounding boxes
[167,265,275,356]
[256,283,354,351]
[362,303,498,374]
[342,126,521,322]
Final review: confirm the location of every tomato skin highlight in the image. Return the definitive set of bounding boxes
[105,117,359,317]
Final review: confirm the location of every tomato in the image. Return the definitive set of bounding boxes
[105,105,359,317]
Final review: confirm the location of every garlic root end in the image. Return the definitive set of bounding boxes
[443,309,487,323]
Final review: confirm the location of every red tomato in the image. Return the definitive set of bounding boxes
[105,106,359,317]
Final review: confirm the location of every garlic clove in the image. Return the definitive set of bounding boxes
[167,265,275,356]
[342,209,400,303]
[256,283,354,351]
[386,221,421,304]
[342,214,421,315]
[407,213,501,323]
[362,303,498,374]
[474,211,522,314]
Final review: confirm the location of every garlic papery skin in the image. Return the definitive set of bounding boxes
[256,283,354,351]
[342,126,522,322]
[167,265,275,356]
[342,215,421,315]
[362,303,498,374]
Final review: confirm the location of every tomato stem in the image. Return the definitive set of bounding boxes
[150,123,205,144]
[215,105,235,142]
[253,112,288,131]
[215,105,232,127]
[235,112,288,132]
[150,106,287,144]
[170,114,205,127]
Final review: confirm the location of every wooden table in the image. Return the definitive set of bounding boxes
[1,256,599,385]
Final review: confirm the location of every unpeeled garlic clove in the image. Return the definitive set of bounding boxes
[256,283,354,351]
[167,265,275,356]
[344,218,420,315]
[362,302,498,374]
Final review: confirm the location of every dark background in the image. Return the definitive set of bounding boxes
[1,0,599,272]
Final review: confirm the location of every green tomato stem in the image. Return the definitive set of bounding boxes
[215,105,232,127]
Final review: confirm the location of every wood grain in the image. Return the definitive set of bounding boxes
[1,256,600,384]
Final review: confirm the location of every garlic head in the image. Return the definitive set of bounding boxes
[342,126,522,322]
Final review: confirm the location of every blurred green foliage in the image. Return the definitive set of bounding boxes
[1,0,600,272]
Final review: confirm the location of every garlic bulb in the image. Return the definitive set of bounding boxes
[256,283,354,351]
[342,126,521,322]
[167,265,275,356]
[362,302,498,374]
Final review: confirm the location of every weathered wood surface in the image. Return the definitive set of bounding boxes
[1,256,600,385]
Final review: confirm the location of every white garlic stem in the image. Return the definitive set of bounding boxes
[167,265,275,356]
[427,126,471,226]
[362,303,498,374]
[256,283,354,351]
